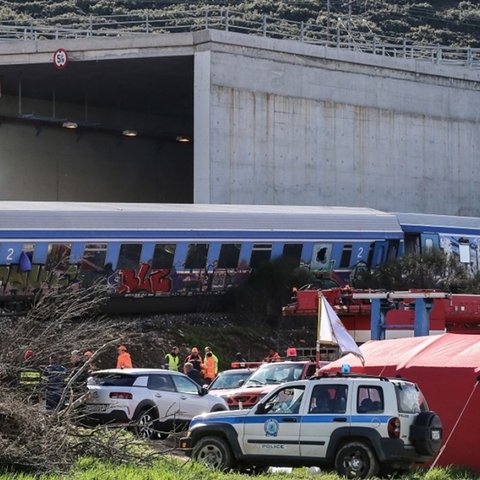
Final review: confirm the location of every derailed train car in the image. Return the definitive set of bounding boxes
[0,201,479,314]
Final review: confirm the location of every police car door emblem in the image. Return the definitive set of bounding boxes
[264,418,279,437]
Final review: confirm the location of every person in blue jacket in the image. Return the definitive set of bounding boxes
[42,353,67,410]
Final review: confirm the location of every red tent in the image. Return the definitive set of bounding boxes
[322,333,480,472]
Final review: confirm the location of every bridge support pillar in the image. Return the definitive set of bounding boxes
[371,299,394,340]
[414,298,433,337]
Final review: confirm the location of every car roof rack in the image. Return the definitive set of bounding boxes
[309,372,391,382]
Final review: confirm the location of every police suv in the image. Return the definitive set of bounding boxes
[181,373,442,478]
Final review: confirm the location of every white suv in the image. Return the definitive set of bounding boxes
[83,368,228,439]
[181,373,442,478]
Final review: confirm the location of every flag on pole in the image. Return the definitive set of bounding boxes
[318,295,365,365]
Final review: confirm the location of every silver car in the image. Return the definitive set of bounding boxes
[83,368,228,439]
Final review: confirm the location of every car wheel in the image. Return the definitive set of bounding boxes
[192,436,233,470]
[335,441,379,479]
[135,408,158,440]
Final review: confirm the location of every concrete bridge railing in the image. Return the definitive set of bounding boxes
[0,7,479,69]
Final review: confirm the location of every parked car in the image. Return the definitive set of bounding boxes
[207,368,255,396]
[222,360,324,409]
[83,368,228,439]
[181,373,443,478]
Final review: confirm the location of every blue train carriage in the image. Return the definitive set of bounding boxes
[0,202,404,313]
[396,212,480,274]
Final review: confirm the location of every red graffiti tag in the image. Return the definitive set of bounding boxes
[118,264,172,294]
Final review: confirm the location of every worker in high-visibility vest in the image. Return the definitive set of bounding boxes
[202,351,217,383]
[203,346,218,383]
[164,346,180,371]
[116,345,133,369]
[18,348,42,404]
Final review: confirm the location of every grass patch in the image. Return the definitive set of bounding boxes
[0,459,478,480]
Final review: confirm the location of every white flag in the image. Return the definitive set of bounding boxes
[318,295,365,365]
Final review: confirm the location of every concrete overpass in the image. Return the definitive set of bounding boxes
[0,30,479,215]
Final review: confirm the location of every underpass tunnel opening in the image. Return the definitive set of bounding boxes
[0,55,194,203]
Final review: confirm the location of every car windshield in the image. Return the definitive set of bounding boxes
[245,363,304,386]
[394,382,428,413]
[87,373,137,387]
[209,370,253,390]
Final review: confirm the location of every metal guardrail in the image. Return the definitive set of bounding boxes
[0,7,479,69]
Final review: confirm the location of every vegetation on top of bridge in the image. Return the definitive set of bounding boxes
[0,1,479,68]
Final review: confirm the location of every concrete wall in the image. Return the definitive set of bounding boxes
[0,31,479,213]
[194,31,480,216]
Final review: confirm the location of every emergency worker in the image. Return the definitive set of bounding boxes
[116,345,133,369]
[204,346,218,374]
[184,347,203,373]
[264,348,281,362]
[164,346,181,371]
[18,349,41,403]
[202,351,216,384]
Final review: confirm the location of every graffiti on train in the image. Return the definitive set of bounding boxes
[0,262,249,298]
[116,263,249,296]
[0,263,81,296]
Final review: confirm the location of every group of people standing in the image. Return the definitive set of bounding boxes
[164,345,219,385]
[18,348,95,410]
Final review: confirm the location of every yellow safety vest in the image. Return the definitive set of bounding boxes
[166,353,180,370]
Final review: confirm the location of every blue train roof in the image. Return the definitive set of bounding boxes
[396,212,480,236]
[0,202,403,237]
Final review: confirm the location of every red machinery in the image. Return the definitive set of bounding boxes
[283,286,480,342]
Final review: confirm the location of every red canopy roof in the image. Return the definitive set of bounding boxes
[322,333,480,473]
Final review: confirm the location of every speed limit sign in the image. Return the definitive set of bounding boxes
[53,48,68,70]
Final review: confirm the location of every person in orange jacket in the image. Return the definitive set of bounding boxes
[202,350,217,384]
[264,348,281,362]
[116,345,133,369]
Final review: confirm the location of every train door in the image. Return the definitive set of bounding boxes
[370,240,401,269]
[311,243,333,271]
[370,241,389,269]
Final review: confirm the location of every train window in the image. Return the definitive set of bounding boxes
[459,239,470,264]
[80,244,107,272]
[185,244,209,269]
[340,244,353,268]
[317,247,327,263]
[218,244,241,268]
[311,243,332,271]
[117,244,142,270]
[46,243,71,269]
[424,238,434,250]
[152,244,176,269]
[283,244,302,266]
[250,244,272,269]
